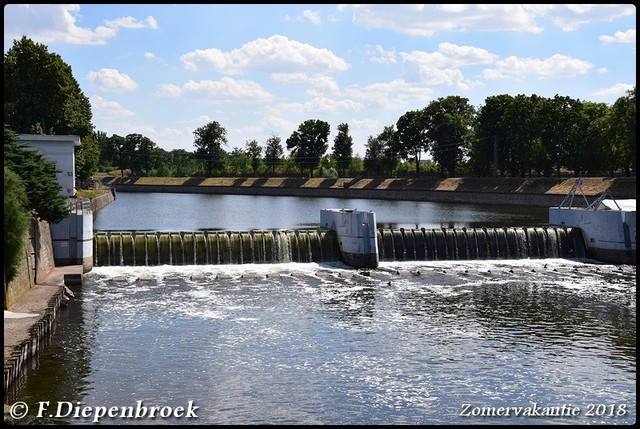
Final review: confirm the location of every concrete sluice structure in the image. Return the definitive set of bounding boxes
[93,226,586,267]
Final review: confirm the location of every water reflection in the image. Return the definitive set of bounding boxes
[94,193,550,232]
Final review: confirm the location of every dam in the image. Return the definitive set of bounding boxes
[93,225,586,267]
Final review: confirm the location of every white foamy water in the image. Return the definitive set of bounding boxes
[11,259,636,425]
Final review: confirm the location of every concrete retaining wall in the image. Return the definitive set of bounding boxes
[4,288,64,396]
[5,220,56,309]
[108,183,569,207]
[102,176,635,207]
[90,188,116,212]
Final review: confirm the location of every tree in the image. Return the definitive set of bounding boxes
[245,139,263,175]
[264,134,284,174]
[423,96,475,177]
[286,119,330,177]
[364,135,385,177]
[106,134,128,176]
[75,132,100,182]
[497,94,544,177]
[4,36,93,138]
[332,122,353,177]
[169,149,198,177]
[538,95,582,176]
[567,101,612,175]
[224,147,250,176]
[610,86,636,175]
[126,133,157,176]
[363,125,399,177]
[193,121,227,177]
[4,126,70,223]
[396,110,427,176]
[4,167,31,286]
[379,125,400,176]
[473,94,514,176]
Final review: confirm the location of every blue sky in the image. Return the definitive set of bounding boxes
[3,4,636,157]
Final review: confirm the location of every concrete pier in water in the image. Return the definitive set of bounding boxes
[320,209,379,268]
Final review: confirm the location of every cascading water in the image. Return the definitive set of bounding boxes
[94,226,586,267]
[376,226,586,262]
[94,230,341,267]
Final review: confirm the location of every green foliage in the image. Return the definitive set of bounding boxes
[245,139,263,174]
[610,86,636,175]
[364,125,400,177]
[396,110,428,176]
[75,132,100,182]
[472,94,513,176]
[4,167,31,284]
[423,96,475,177]
[4,36,92,137]
[225,147,252,176]
[193,121,227,176]
[4,126,70,223]
[332,123,353,176]
[286,119,330,177]
[264,134,284,174]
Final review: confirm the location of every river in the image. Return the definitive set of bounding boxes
[7,193,636,425]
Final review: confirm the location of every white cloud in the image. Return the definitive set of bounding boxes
[90,95,136,119]
[104,15,158,30]
[155,83,183,98]
[399,43,494,89]
[180,35,350,75]
[277,97,364,114]
[3,4,156,46]
[339,4,635,36]
[531,4,636,32]
[482,54,593,80]
[367,45,397,64]
[599,29,636,44]
[302,10,321,25]
[87,68,139,93]
[343,79,434,110]
[271,73,341,96]
[155,77,274,102]
[144,51,167,66]
[592,83,635,98]
[341,4,543,36]
[401,42,497,69]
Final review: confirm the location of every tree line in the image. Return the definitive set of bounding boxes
[2,36,636,288]
[5,36,637,183]
[91,87,636,179]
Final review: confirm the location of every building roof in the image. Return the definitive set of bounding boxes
[19,134,81,146]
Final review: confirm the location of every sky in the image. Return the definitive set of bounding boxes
[3,4,636,157]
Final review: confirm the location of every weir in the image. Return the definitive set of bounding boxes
[93,227,586,267]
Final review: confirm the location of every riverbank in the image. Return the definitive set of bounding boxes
[3,191,117,404]
[101,175,636,207]
[4,266,83,399]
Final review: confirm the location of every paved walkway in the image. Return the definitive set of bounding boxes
[4,265,83,365]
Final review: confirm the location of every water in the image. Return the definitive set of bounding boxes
[93,192,550,231]
[7,194,636,425]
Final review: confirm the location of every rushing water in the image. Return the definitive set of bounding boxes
[7,194,636,425]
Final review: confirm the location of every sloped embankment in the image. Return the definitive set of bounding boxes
[100,176,636,206]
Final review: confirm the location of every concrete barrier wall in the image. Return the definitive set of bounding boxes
[5,220,56,309]
[108,184,569,207]
[90,188,116,212]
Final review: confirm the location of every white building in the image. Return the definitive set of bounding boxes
[18,134,81,197]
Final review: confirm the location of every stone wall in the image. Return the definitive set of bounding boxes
[90,188,116,212]
[5,219,56,309]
